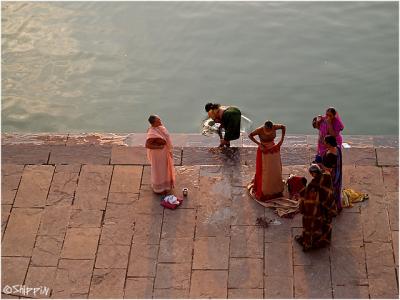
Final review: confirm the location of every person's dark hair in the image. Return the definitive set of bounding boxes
[312,117,318,129]
[326,107,337,116]
[324,135,337,147]
[205,103,221,112]
[264,120,273,129]
[148,115,157,124]
[309,164,322,175]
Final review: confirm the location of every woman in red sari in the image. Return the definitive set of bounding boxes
[247,121,286,201]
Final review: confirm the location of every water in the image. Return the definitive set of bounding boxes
[2,2,398,134]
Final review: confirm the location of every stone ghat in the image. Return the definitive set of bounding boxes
[1,133,399,166]
[1,132,399,147]
[1,133,398,299]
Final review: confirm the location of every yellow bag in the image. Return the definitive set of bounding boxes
[342,188,369,208]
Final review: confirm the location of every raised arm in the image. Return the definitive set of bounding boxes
[248,128,262,147]
[275,124,286,146]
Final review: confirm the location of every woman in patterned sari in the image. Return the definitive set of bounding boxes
[295,164,337,251]
[247,120,286,201]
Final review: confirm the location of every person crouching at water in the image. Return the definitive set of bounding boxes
[205,102,241,147]
[145,115,175,194]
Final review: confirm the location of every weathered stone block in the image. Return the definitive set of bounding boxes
[2,208,43,256]
[265,242,293,276]
[133,187,164,215]
[61,227,100,259]
[1,257,30,287]
[104,203,135,224]
[69,209,103,228]
[330,245,367,286]
[361,205,391,242]
[109,165,142,193]
[31,235,64,267]
[24,266,56,298]
[154,263,191,290]
[124,278,154,299]
[343,166,384,197]
[128,244,158,277]
[294,264,332,298]
[193,237,230,270]
[342,148,377,166]
[332,212,363,246]
[100,223,134,245]
[382,167,399,192]
[52,259,94,298]
[46,164,80,206]
[49,145,111,164]
[153,288,189,299]
[1,164,24,205]
[376,148,399,166]
[190,270,228,298]
[39,205,71,236]
[228,288,264,299]
[132,214,162,245]
[74,165,113,210]
[228,258,263,289]
[14,165,54,208]
[332,285,370,299]
[264,276,293,299]
[108,192,139,205]
[230,226,263,258]
[2,144,50,164]
[230,190,264,225]
[158,238,193,263]
[196,205,231,237]
[89,269,126,299]
[161,209,196,239]
[365,242,396,279]
[95,245,130,269]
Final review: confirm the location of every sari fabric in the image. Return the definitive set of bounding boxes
[298,173,337,250]
[322,146,343,210]
[248,141,284,201]
[221,106,241,141]
[146,126,175,193]
[317,115,344,156]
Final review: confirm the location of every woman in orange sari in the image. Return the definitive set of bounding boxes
[247,121,286,201]
[145,115,175,194]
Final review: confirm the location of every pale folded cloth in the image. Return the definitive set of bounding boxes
[163,195,180,205]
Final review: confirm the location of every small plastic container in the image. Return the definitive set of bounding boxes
[182,188,189,197]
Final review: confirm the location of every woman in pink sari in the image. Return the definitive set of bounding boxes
[145,115,175,194]
[313,107,344,158]
[247,120,286,201]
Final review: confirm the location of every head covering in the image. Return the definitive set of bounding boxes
[309,164,322,174]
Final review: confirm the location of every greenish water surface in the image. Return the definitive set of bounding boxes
[2,2,398,134]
